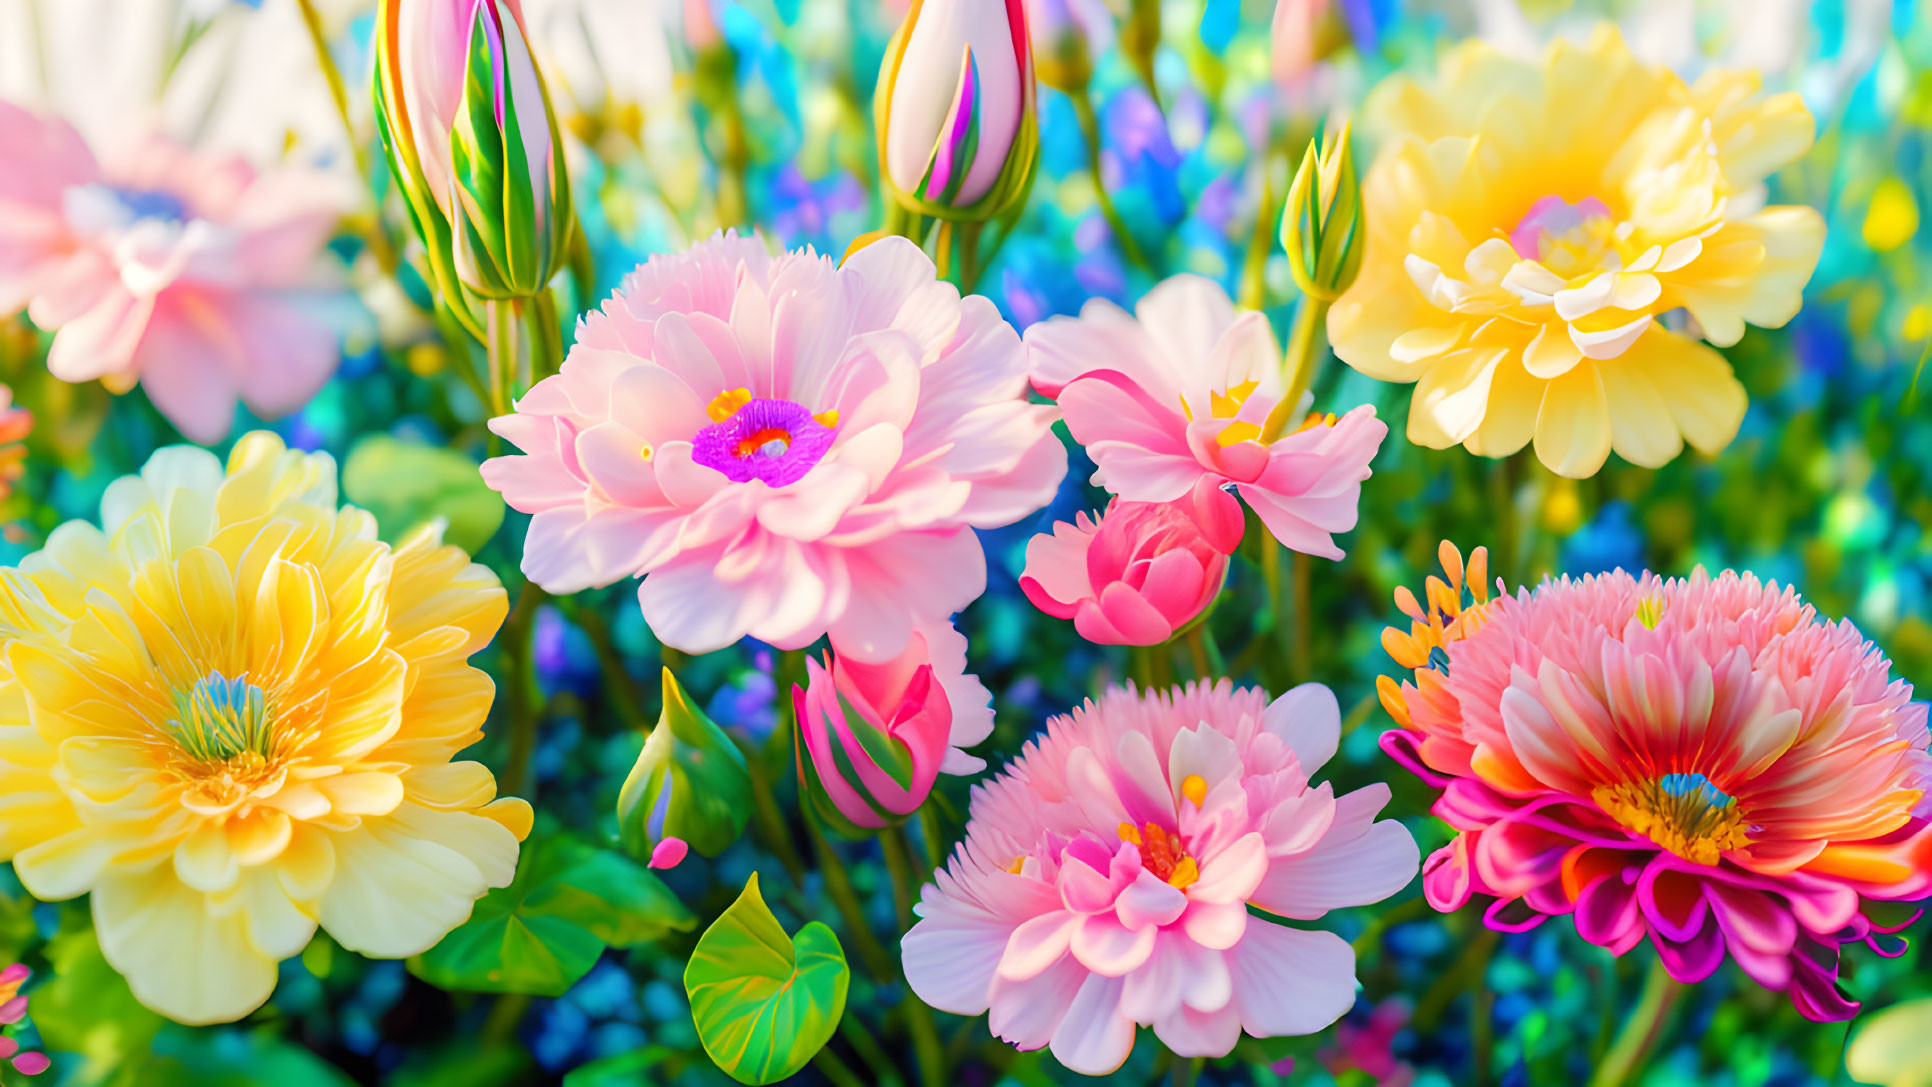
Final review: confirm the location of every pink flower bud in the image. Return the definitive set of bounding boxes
[793,632,958,834]
[1020,480,1244,646]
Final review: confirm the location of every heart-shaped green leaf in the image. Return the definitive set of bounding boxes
[412,834,695,997]
[684,873,849,1086]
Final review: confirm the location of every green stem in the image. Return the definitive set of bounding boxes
[500,581,545,798]
[918,800,948,874]
[882,827,945,1087]
[485,299,518,418]
[1238,149,1280,310]
[1181,625,1211,680]
[1069,88,1152,272]
[1170,1055,1204,1087]
[557,597,646,734]
[804,815,896,982]
[1587,957,1683,1087]
[837,1010,906,1087]
[741,734,810,890]
[1290,550,1311,684]
[1261,294,1331,443]
[524,289,564,385]
[482,993,530,1043]
[810,1044,868,1087]
[934,220,954,282]
[293,0,399,275]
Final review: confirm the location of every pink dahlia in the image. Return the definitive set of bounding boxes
[481,232,1065,660]
[1025,274,1386,559]
[0,102,345,443]
[1020,479,1243,646]
[902,681,1420,1075]
[1380,544,1932,1021]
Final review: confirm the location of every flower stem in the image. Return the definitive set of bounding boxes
[882,826,946,1087]
[1260,294,1331,443]
[811,1044,867,1087]
[1069,88,1151,273]
[499,581,546,798]
[293,0,398,274]
[802,813,895,982]
[485,299,519,418]
[1588,957,1683,1087]
[1290,550,1311,683]
[1238,147,1282,310]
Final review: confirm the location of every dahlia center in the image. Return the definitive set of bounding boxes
[1117,821,1200,890]
[167,672,275,763]
[1594,771,1750,866]
[1508,195,1616,274]
[691,387,839,487]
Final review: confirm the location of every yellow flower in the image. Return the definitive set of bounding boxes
[0,433,531,1024]
[1329,26,1824,478]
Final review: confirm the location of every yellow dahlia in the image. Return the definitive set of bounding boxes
[1329,26,1824,478]
[0,433,531,1024]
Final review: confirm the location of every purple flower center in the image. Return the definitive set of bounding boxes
[1509,195,1612,260]
[691,392,837,487]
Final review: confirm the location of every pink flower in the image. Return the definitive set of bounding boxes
[902,681,1419,1075]
[480,232,1065,660]
[0,102,343,442]
[1026,274,1386,559]
[1380,549,1932,1021]
[1021,480,1243,646]
[794,620,994,832]
[648,837,689,870]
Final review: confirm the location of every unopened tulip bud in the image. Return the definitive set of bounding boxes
[374,0,572,315]
[1282,121,1364,302]
[876,0,1039,222]
[792,638,956,836]
[618,670,751,859]
[1027,0,1093,94]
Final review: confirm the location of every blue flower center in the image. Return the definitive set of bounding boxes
[106,186,193,224]
[167,672,274,761]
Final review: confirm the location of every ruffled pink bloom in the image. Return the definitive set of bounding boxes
[0,102,344,442]
[1021,479,1242,646]
[1026,274,1386,559]
[1381,560,1932,1021]
[481,232,1065,660]
[795,620,995,830]
[902,681,1419,1075]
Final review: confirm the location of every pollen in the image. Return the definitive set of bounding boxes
[1181,774,1207,808]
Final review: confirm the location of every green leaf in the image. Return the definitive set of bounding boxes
[143,1026,358,1087]
[341,434,504,553]
[561,1047,678,1087]
[411,834,695,997]
[684,873,849,1086]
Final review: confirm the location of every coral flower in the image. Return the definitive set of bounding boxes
[902,681,1420,1075]
[1329,27,1824,478]
[481,232,1065,661]
[0,433,531,1025]
[0,102,345,443]
[0,386,30,502]
[1379,543,1932,1020]
[1027,273,1386,559]
[1021,480,1243,646]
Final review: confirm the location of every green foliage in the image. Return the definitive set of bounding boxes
[412,834,695,997]
[341,434,504,553]
[683,873,849,1086]
[143,1027,358,1087]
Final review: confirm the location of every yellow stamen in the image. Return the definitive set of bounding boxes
[1166,856,1199,891]
[1181,774,1207,808]
[1216,421,1263,447]
[1293,411,1339,433]
[813,409,840,428]
[707,387,753,422]
[1006,855,1027,874]
[1209,379,1259,419]
[1117,822,1143,846]
[1634,595,1666,629]
[640,444,653,461]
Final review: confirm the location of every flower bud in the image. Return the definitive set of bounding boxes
[1019,480,1243,646]
[876,0,1039,221]
[1026,0,1093,95]
[374,0,573,312]
[618,669,751,860]
[792,636,956,836]
[1281,120,1364,302]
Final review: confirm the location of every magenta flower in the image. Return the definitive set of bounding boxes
[480,232,1065,660]
[1021,480,1243,646]
[0,104,343,442]
[1380,552,1932,1021]
[902,681,1419,1075]
[0,964,46,1076]
[794,621,993,833]
[1026,274,1386,558]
